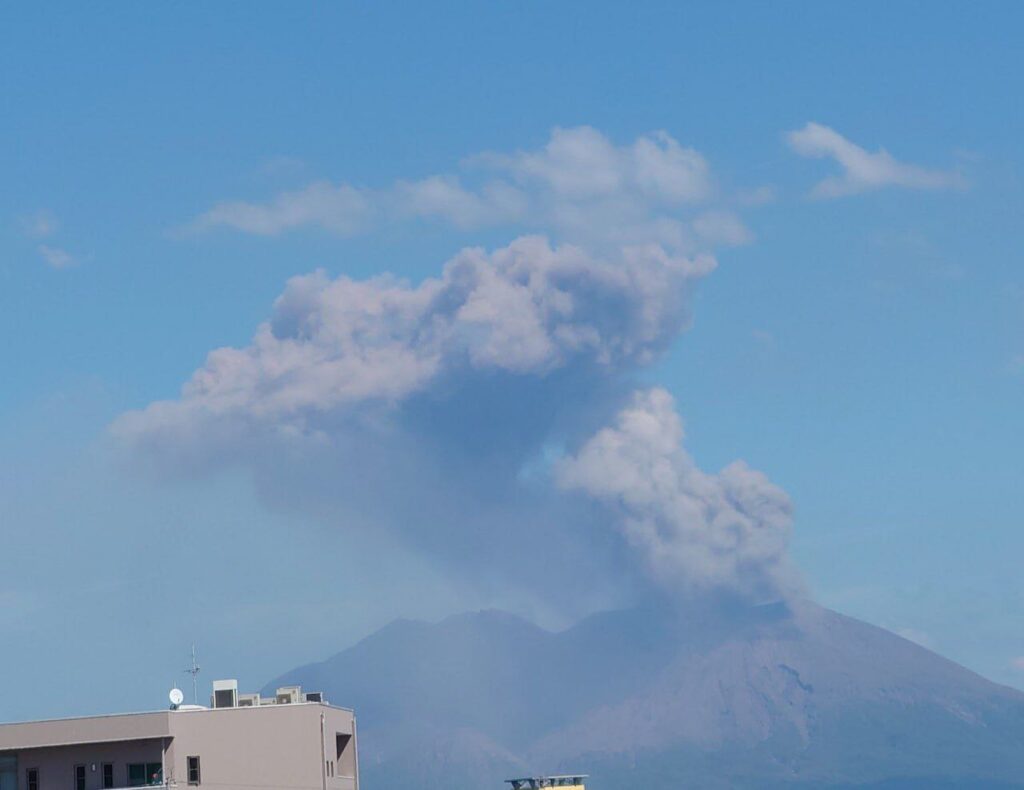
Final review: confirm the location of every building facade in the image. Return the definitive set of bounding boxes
[506,777,587,789]
[0,684,357,790]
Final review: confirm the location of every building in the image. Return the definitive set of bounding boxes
[0,681,358,790]
[506,776,587,789]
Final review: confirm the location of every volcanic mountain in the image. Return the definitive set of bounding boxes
[265,602,1024,789]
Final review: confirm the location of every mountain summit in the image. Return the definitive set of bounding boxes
[265,603,1024,789]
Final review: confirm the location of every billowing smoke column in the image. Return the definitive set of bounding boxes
[116,128,799,606]
[558,388,798,601]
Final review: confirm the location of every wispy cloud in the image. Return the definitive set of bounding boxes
[189,127,748,253]
[19,209,59,238]
[787,122,965,198]
[195,181,374,237]
[18,209,82,268]
[1011,656,1024,672]
[37,244,77,269]
[691,210,753,247]
[736,185,776,207]
[260,155,307,177]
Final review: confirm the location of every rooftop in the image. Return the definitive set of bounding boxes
[0,680,349,751]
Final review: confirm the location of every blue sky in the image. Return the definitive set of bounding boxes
[2,2,1023,720]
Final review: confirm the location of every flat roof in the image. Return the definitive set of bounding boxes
[0,711,171,751]
[0,702,353,752]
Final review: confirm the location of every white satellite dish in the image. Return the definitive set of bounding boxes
[169,688,185,706]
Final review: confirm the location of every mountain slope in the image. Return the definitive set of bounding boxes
[265,603,1024,789]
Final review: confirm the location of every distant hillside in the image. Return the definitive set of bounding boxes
[265,603,1024,789]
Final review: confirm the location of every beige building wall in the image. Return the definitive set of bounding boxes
[0,703,357,790]
[165,704,357,790]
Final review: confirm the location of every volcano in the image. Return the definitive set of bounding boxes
[265,602,1024,789]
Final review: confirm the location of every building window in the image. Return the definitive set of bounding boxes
[336,732,354,776]
[187,756,201,785]
[0,758,16,790]
[74,765,86,790]
[26,768,39,790]
[128,763,163,787]
[102,763,114,789]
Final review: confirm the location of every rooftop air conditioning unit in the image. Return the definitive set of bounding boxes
[275,686,301,705]
[212,679,239,709]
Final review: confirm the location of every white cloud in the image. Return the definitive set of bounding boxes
[493,125,626,199]
[37,244,77,269]
[191,127,740,253]
[482,126,711,203]
[20,209,59,238]
[557,388,799,601]
[195,181,374,236]
[18,210,80,268]
[394,175,529,228]
[786,122,964,198]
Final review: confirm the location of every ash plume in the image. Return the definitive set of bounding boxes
[116,128,799,608]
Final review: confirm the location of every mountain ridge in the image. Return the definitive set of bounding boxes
[265,603,1024,789]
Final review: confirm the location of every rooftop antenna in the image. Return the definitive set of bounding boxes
[183,644,201,705]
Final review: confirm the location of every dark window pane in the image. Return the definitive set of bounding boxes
[128,763,147,787]
[103,763,114,789]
